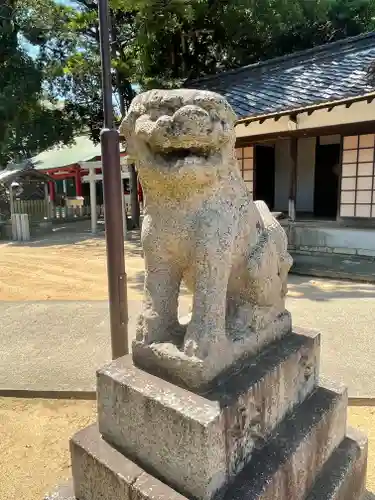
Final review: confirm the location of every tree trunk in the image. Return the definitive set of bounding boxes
[129,164,140,228]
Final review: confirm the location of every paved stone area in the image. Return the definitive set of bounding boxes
[0,301,114,393]
[0,276,374,397]
[0,299,190,394]
[288,277,375,398]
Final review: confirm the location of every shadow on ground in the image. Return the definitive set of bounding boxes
[1,220,105,248]
[364,491,375,499]
[128,271,375,303]
[124,266,375,303]
[127,270,144,294]
[287,275,375,302]
[1,220,143,257]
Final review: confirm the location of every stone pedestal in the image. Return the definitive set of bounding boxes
[45,327,367,500]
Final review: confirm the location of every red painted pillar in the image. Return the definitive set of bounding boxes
[49,181,56,202]
[75,169,83,196]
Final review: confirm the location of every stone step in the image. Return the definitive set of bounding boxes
[46,426,366,500]
[306,427,368,500]
[44,426,367,500]
[69,423,187,500]
[97,328,320,500]
[44,481,75,500]
[222,383,347,500]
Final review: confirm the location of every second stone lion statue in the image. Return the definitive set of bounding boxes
[120,89,292,387]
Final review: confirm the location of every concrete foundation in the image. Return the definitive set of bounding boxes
[283,221,375,259]
[45,329,367,500]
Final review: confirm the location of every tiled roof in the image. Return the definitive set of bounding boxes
[187,32,375,119]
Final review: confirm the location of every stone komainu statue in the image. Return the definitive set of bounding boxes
[120,89,292,386]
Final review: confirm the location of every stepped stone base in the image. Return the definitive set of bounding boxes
[45,426,368,500]
[222,384,347,499]
[69,424,187,500]
[306,427,368,500]
[97,330,320,499]
[45,328,368,500]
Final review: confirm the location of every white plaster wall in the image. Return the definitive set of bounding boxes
[274,139,291,212]
[296,137,316,212]
[274,137,316,212]
[235,100,375,139]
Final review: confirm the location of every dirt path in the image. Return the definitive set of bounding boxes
[0,398,374,500]
[0,235,145,301]
[0,398,96,500]
[1,228,375,498]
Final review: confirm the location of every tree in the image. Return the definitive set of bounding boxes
[0,0,80,167]
[39,0,375,144]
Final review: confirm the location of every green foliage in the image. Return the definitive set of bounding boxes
[3,0,375,158]
[0,0,80,167]
[37,0,375,144]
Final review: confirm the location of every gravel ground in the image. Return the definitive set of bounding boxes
[0,398,374,500]
[1,225,375,498]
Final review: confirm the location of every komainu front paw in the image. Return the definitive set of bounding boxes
[183,323,209,359]
[183,323,225,360]
[136,310,174,344]
[184,338,201,358]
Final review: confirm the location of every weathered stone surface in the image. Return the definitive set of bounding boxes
[69,423,187,500]
[306,427,368,500]
[44,481,75,500]
[119,88,292,387]
[222,383,348,500]
[132,473,188,500]
[97,329,320,499]
[208,327,320,481]
[70,423,142,500]
[132,310,292,390]
[45,422,366,500]
[98,355,226,500]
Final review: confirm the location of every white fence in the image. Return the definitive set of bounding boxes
[11,214,30,241]
[12,200,106,221]
[13,200,48,221]
[52,204,105,220]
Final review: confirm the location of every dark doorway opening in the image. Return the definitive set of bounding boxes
[314,141,340,218]
[254,144,275,210]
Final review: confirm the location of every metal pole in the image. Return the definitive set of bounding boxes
[98,0,128,359]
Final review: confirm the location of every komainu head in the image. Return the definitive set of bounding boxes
[119,89,237,177]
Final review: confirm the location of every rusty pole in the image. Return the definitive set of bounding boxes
[98,0,128,359]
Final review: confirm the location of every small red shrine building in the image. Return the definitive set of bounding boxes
[31,135,132,204]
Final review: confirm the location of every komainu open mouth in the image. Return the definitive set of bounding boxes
[152,146,214,162]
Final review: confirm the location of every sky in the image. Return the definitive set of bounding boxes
[24,0,76,58]
[23,0,138,104]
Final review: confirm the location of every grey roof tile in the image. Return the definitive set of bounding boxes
[188,32,375,118]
